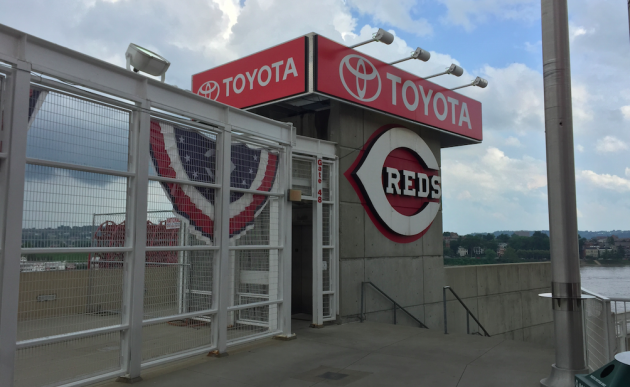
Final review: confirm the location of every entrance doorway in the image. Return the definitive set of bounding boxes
[291,201,313,320]
[289,144,338,326]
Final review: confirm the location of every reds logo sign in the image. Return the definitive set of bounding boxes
[344,125,441,243]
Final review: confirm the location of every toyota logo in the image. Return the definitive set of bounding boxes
[198,81,220,100]
[339,54,381,102]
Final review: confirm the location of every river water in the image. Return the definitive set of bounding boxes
[581,265,630,299]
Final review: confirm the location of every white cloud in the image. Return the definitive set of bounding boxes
[524,40,541,54]
[505,136,522,147]
[457,190,471,200]
[443,147,547,199]
[595,136,628,153]
[620,105,630,120]
[346,0,432,36]
[579,170,630,193]
[462,63,544,133]
[571,84,595,122]
[569,24,594,42]
[438,0,538,31]
[576,144,584,152]
[626,167,630,177]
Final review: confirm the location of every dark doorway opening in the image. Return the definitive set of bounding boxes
[291,200,313,321]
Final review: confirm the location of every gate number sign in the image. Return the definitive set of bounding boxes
[317,159,323,203]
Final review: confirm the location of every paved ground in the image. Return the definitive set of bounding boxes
[95,320,555,387]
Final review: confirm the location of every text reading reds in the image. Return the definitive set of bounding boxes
[384,167,441,199]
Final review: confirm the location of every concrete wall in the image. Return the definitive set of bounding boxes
[329,100,446,329]
[444,262,553,346]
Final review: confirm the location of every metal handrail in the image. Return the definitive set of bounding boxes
[443,286,490,337]
[360,281,428,329]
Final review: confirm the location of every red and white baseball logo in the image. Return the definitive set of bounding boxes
[344,125,441,243]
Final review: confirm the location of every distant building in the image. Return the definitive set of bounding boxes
[585,247,614,258]
[457,246,468,257]
[585,247,599,258]
[472,246,484,256]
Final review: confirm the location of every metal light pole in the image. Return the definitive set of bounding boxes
[540,1,589,386]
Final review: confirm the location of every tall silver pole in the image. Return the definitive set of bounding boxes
[540,1,588,386]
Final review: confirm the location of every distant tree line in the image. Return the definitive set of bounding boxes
[444,231,551,261]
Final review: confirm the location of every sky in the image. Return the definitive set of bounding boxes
[1,0,629,235]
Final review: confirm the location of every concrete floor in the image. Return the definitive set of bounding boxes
[93,320,555,387]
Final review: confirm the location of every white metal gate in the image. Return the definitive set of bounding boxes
[0,25,293,387]
[292,137,338,326]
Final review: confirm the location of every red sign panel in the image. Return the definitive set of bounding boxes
[192,37,307,109]
[316,36,482,141]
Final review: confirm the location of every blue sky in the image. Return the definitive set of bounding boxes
[1,0,629,234]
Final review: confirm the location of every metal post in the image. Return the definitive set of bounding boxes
[467,311,470,335]
[311,157,323,327]
[118,92,150,382]
[540,1,589,385]
[360,282,364,322]
[443,286,448,334]
[215,121,232,355]
[0,63,31,387]
[278,148,293,337]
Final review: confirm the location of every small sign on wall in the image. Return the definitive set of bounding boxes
[165,217,181,229]
[316,159,323,204]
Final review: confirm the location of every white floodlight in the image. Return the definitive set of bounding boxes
[389,47,431,65]
[450,76,488,91]
[125,43,171,82]
[423,64,464,80]
[349,28,395,49]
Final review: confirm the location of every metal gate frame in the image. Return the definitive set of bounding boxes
[0,24,294,387]
[292,136,338,326]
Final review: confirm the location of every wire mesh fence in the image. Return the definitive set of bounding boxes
[583,291,630,372]
[612,301,630,354]
[26,88,130,172]
[14,331,121,387]
[584,297,611,371]
[22,165,128,249]
[1,39,291,387]
[292,158,312,197]
[322,163,331,201]
[142,317,214,362]
[17,256,124,341]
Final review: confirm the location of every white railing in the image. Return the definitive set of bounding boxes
[582,288,630,372]
[0,23,294,387]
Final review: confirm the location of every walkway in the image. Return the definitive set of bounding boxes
[96,320,555,387]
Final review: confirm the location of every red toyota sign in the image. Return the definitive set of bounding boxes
[192,37,307,109]
[345,125,441,243]
[316,36,482,141]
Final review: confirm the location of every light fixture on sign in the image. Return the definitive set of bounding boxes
[423,64,464,80]
[125,43,171,82]
[349,28,395,49]
[389,47,431,65]
[450,76,489,91]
